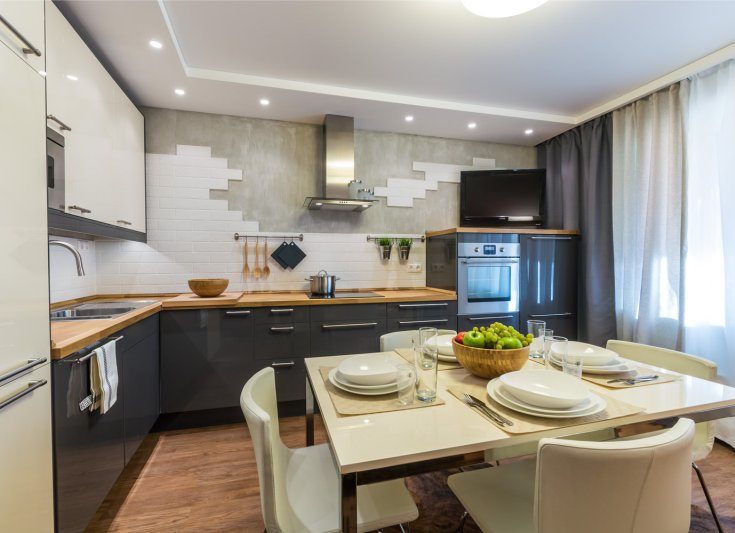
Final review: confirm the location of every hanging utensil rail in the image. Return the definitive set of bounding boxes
[366,235,425,243]
[234,233,304,242]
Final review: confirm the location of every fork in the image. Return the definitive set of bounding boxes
[607,374,658,385]
[462,393,513,427]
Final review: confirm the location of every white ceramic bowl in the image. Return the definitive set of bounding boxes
[427,334,456,356]
[337,354,397,386]
[498,370,589,409]
[551,341,619,366]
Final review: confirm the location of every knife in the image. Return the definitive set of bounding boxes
[467,394,514,426]
[607,374,659,384]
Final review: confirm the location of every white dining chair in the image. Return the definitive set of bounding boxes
[448,418,695,533]
[379,329,457,352]
[240,367,419,532]
[606,339,723,532]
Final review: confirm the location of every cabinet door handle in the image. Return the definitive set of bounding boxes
[225,310,251,316]
[529,312,574,318]
[117,220,132,226]
[322,322,378,330]
[0,380,47,412]
[0,357,47,387]
[397,303,448,309]
[270,326,295,333]
[529,236,573,240]
[271,361,295,368]
[270,308,294,314]
[467,315,514,321]
[47,114,72,131]
[398,319,449,326]
[68,205,91,214]
[0,14,42,56]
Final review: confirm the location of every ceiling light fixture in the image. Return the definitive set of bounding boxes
[149,40,163,49]
[524,128,534,135]
[259,98,270,106]
[65,74,78,81]
[461,0,547,18]
[404,115,414,122]
[174,88,186,96]
[468,122,477,129]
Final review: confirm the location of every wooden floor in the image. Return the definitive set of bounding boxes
[88,417,735,532]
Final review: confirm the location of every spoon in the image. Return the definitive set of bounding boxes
[253,237,262,279]
[242,237,250,278]
[263,239,270,278]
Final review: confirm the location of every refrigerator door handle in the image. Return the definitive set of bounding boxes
[0,357,47,387]
[0,379,48,412]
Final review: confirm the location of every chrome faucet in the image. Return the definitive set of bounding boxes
[49,240,85,276]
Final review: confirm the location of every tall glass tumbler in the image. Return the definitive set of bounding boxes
[527,320,546,359]
[415,327,439,402]
[540,328,554,369]
[553,336,580,378]
[395,364,416,406]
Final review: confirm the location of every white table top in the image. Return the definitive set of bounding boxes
[305,352,735,474]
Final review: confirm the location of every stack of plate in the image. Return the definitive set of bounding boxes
[548,342,632,374]
[486,370,607,418]
[329,354,407,396]
[426,333,458,362]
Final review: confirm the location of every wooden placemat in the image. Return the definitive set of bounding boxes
[447,379,644,435]
[543,359,680,389]
[319,367,445,416]
[395,348,462,371]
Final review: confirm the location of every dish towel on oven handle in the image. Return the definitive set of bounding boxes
[90,340,118,414]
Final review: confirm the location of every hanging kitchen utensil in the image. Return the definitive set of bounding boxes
[263,239,271,278]
[242,236,250,278]
[253,237,262,279]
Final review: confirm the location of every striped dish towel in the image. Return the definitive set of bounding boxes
[90,340,119,414]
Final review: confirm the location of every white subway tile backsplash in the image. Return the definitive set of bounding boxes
[176,145,212,158]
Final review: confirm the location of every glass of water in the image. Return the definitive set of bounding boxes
[553,336,581,378]
[540,328,554,368]
[527,320,546,359]
[395,363,416,406]
[415,327,438,402]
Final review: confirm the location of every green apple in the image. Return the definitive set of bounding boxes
[462,330,485,349]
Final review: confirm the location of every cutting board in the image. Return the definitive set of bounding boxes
[162,292,244,309]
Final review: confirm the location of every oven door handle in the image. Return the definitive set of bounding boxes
[460,258,519,265]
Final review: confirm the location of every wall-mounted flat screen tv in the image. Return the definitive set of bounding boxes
[460,169,546,227]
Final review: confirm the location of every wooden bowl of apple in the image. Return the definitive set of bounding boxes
[452,324,532,379]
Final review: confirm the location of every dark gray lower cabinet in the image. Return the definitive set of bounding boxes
[458,313,520,332]
[310,319,386,356]
[123,332,159,464]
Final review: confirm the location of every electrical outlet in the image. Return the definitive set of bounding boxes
[78,240,90,252]
[407,263,422,273]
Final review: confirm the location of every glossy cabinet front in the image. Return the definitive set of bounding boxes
[0,0,45,72]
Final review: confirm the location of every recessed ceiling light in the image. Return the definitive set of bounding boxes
[65,74,78,81]
[468,122,477,129]
[524,128,534,135]
[462,0,548,18]
[149,40,163,49]
[404,115,414,122]
[174,88,186,96]
[259,98,270,106]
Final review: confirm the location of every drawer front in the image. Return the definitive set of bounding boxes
[253,322,310,361]
[251,359,306,402]
[458,313,519,332]
[118,314,159,353]
[386,300,457,319]
[310,319,386,356]
[252,306,309,324]
[387,315,457,332]
[309,303,386,322]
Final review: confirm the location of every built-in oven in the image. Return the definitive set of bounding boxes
[457,241,520,316]
[47,127,65,211]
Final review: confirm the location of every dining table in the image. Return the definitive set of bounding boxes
[304,351,735,533]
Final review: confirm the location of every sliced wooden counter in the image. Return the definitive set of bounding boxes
[425,227,580,238]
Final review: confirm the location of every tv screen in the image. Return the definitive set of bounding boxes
[460,169,545,227]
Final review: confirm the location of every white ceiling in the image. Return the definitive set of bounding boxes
[59,0,735,146]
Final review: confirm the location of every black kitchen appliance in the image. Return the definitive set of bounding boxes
[460,169,545,227]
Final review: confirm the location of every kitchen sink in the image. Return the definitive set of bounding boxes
[50,300,157,321]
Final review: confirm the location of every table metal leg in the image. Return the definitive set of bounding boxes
[340,472,358,532]
[305,375,315,447]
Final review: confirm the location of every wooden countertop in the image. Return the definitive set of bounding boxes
[50,288,456,360]
[425,227,580,238]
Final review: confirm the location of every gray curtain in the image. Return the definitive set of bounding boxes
[537,115,616,346]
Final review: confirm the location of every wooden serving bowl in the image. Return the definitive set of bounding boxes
[452,339,530,378]
[188,278,229,298]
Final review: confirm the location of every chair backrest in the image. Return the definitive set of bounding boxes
[534,418,695,533]
[605,339,717,380]
[240,367,290,533]
[379,329,457,352]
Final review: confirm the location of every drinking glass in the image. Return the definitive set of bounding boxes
[540,328,554,369]
[395,364,416,406]
[415,327,439,402]
[527,320,546,359]
[553,336,580,378]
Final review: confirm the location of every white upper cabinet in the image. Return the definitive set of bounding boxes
[0,0,45,73]
[45,2,145,233]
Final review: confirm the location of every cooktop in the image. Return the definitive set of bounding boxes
[307,291,383,300]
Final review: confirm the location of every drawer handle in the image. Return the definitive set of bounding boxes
[529,312,574,318]
[322,322,378,330]
[225,310,251,316]
[47,114,71,131]
[117,219,132,226]
[271,361,295,368]
[467,315,514,321]
[397,303,448,309]
[529,236,573,240]
[398,319,449,326]
[0,14,42,56]
[270,326,295,333]
[0,379,48,412]
[0,357,47,387]
[68,205,91,214]
[270,308,294,314]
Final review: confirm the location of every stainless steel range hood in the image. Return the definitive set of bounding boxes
[303,115,376,212]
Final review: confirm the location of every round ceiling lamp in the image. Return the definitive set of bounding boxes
[461,0,548,18]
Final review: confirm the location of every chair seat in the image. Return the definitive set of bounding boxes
[286,443,418,532]
[448,459,536,533]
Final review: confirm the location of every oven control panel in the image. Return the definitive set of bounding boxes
[458,242,520,258]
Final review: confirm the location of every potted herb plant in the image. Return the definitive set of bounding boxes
[398,238,412,261]
[378,238,393,260]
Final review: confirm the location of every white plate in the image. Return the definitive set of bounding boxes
[488,380,606,419]
[548,355,632,375]
[499,370,590,409]
[428,334,456,357]
[551,342,620,367]
[334,370,398,390]
[494,382,593,415]
[338,354,397,386]
[328,368,406,396]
